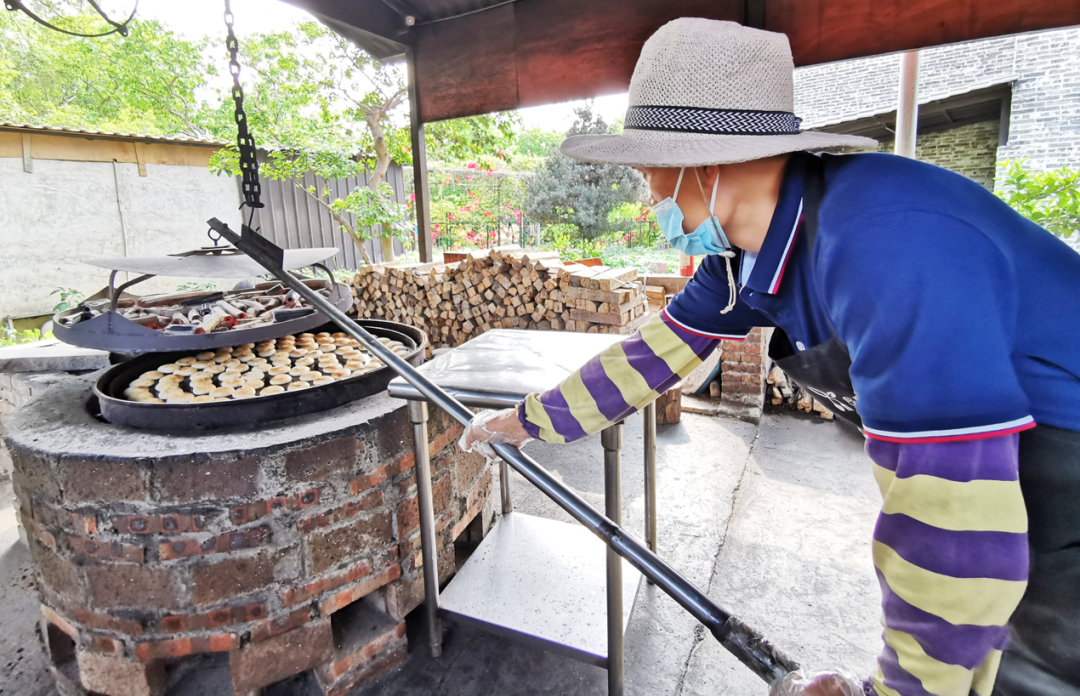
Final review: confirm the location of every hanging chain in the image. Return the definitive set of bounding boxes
[224,0,263,210]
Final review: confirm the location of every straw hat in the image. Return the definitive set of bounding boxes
[561,19,876,167]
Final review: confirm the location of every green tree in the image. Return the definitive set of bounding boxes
[0,6,216,137]
[996,159,1080,239]
[525,104,645,239]
[208,21,520,264]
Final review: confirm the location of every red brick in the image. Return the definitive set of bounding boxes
[11,448,61,499]
[281,559,373,608]
[113,514,201,535]
[27,519,56,550]
[317,609,405,683]
[348,467,387,495]
[320,641,407,696]
[77,651,165,696]
[61,459,147,503]
[32,541,83,601]
[134,634,239,662]
[76,609,144,635]
[91,635,124,655]
[384,573,424,622]
[741,354,763,364]
[157,526,270,560]
[230,619,334,694]
[69,536,145,563]
[68,512,98,535]
[429,424,464,456]
[306,511,392,576]
[432,470,452,516]
[86,565,179,610]
[371,407,411,461]
[742,343,762,355]
[454,451,486,496]
[250,606,312,643]
[298,491,383,535]
[386,451,414,476]
[396,495,419,538]
[319,565,402,617]
[158,604,266,633]
[285,436,358,482]
[191,548,294,607]
[155,455,258,503]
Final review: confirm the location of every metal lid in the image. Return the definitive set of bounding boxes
[85,246,339,279]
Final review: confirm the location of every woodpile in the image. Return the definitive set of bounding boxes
[349,246,651,355]
[766,365,835,420]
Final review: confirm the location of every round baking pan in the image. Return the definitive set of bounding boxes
[93,319,427,432]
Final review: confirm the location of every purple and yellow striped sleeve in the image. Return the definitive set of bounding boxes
[516,311,721,443]
[865,435,1028,696]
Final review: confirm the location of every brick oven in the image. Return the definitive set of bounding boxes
[4,373,495,696]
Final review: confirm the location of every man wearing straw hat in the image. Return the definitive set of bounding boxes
[463,18,1080,696]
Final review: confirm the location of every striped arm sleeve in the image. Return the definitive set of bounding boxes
[865,435,1028,696]
[516,311,720,443]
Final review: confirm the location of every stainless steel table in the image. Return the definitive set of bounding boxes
[388,329,659,696]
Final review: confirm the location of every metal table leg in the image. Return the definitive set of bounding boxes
[643,401,657,584]
[407,400,442,658]
[601,423,625,696]
[500,459,513,514]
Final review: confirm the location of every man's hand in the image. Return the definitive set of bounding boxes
[459,407,533,456]
[769,670,864,696]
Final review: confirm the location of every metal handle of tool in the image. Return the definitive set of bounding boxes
[207,218,799,684]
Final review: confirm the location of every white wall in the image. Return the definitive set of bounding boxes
[0,157,243,318]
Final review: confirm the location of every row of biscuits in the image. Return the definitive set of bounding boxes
[123,331,413,404]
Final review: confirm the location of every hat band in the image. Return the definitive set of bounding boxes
[624,105,802,135]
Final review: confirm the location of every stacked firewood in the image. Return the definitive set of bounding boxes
[766,365,835,420]
[349,246,650,354]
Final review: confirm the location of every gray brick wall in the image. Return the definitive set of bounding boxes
[876,120,1002,189]
[795,27,1080,179]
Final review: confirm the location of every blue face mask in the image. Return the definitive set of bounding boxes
[651,168,733,257]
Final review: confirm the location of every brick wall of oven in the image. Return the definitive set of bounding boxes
[717,327,771,415]
[7,398,494,696]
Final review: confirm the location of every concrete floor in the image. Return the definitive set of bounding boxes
[0,410,883,696]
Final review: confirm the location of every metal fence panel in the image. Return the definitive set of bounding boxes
[247,163,408,271]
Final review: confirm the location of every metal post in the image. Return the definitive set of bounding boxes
[601,423,625,696]
[895,51,920,159]
[407,400,442,658]
[500,459,514,514]
[407,48,434,263]
[643,401,658,567]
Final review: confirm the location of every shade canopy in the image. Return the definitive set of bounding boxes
[285,0,1080,123]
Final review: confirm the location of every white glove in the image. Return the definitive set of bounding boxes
[458,407,534,459]
[770,668,865,696]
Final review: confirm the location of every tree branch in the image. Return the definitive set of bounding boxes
[294,180,373,265]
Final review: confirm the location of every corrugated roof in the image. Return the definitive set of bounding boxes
[0,122,228,147]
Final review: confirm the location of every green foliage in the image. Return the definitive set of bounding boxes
[0,328,50,347]
[515,127,563,158]
[328,182,411,240]
[175,281,216,292]
[0,6,217,137]
[525,104,646,239]
[50,287,84,312]
[996,159,1080,239]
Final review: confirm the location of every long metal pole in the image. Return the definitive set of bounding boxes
[207,219,799,685]
[602,424,625,696]
[407,48,434,263]
[408,400,442,658]
[895,51,920,159]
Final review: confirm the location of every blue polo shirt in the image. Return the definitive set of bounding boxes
[665,151,1080,442]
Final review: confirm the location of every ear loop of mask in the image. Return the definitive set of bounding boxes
[694,168,738,314]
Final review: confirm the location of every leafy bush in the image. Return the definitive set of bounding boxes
[1,328,51,348]
[996,159,1080,239]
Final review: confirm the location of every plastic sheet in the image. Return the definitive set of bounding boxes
[769,668,866,696]
[458,407,534,458]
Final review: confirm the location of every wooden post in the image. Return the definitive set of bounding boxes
[407,47,434,263]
